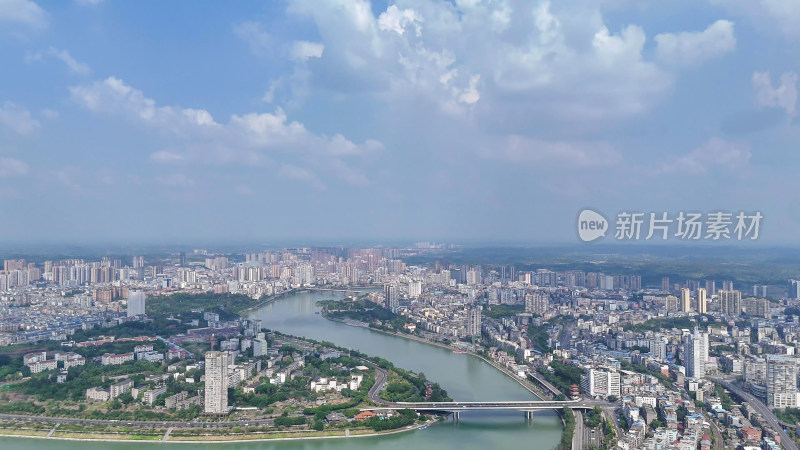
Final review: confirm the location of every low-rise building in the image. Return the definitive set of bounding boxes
[109,378,134,398]
[85,387,110,402]
[142,385,167,405]
[101,352,134,366]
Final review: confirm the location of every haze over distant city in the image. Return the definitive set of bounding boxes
[1,0,799,243]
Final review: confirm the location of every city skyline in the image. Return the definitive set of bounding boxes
[1,0,800,243]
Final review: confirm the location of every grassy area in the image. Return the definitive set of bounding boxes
[319,299,407,330]
[482,304,525,319]
[774,407,800,424]
[528,323,551,353]
[147,292,262,319]
[538,359,582,395]
[620,359,672,388]
[623,316,719,333]
[554,407,575,450]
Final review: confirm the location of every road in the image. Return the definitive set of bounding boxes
[705,411,725,450]
[559,322,575,351]
[573,410,584,450]
[527,370,563,398]
[362,358,389,404]
[602,407,622,443]
[369,399,609,412]
[0,413,276,429]
[280,337,388,405]
[714,377,798,450]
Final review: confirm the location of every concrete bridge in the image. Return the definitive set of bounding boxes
[363,399,605,420]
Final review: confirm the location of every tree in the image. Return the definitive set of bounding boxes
[607,395,618,403]
[118,392,134,405]
[651,419,662,429]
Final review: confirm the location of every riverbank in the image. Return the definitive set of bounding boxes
[0,292,444,444]
[0,416,437,444]
[327,315,552,400]
[241,289,305,312]
[243,286,377,313]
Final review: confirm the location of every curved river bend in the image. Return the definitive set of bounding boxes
[1,290,562,450]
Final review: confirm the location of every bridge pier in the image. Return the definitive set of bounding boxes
[524,411,534,421]
[452,411,460,421]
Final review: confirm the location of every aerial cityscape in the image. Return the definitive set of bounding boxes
[0,245,799,450]
[2,0,800,449]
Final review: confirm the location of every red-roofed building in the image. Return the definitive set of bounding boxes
[354,410,377,421]
[739,426,761,442]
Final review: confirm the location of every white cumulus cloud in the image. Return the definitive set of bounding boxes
[278,164,325,190]
[47,47,92,75]
[0,0,47,28]
[70,76,379,186]
[752,71,798,117]
[290,41,324,61]
[378,5,421,36]
[482,136,622,167]
[0,101,40,135]
[655,20,736,67]
[0,158,29,177]
[659,137,751,175]
[710,0,800,40]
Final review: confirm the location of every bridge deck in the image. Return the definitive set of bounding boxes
[361,400,601,411]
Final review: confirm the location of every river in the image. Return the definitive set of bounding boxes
[1,290,562,449]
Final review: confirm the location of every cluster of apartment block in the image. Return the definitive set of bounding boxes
[24,351,85,373]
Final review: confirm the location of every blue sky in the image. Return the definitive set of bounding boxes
[0,0,799,244]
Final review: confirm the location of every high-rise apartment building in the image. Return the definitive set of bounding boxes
[744,297,770,318]
[649,336,667,360]
[204,351,229,414]
[680,288,691,313]
[127,291,146,317]
[697,288,707,314]
[665,295,679,312]
[580,369,621,399]
[384,284,398,312]
[408,280,422,298]
[466,307,482,337]
[789,280,800,299]
[683,328,708,379]
[719,290,742,316]
[466,268,482,285]
[766,355,798,408]
[525,291,549,315]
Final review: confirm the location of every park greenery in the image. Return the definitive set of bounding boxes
[527,323,551,352]
[318,298,408,331]
[773,407,800,425]
[363,408,417,431]
[554,406,575,450]
[482,304,525,319]
[146,292,262,319]
[538,358,582,395]
[622,316,718,333]
[713,382,733,411]
[619,359,672,388]
[585,406,604,428]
